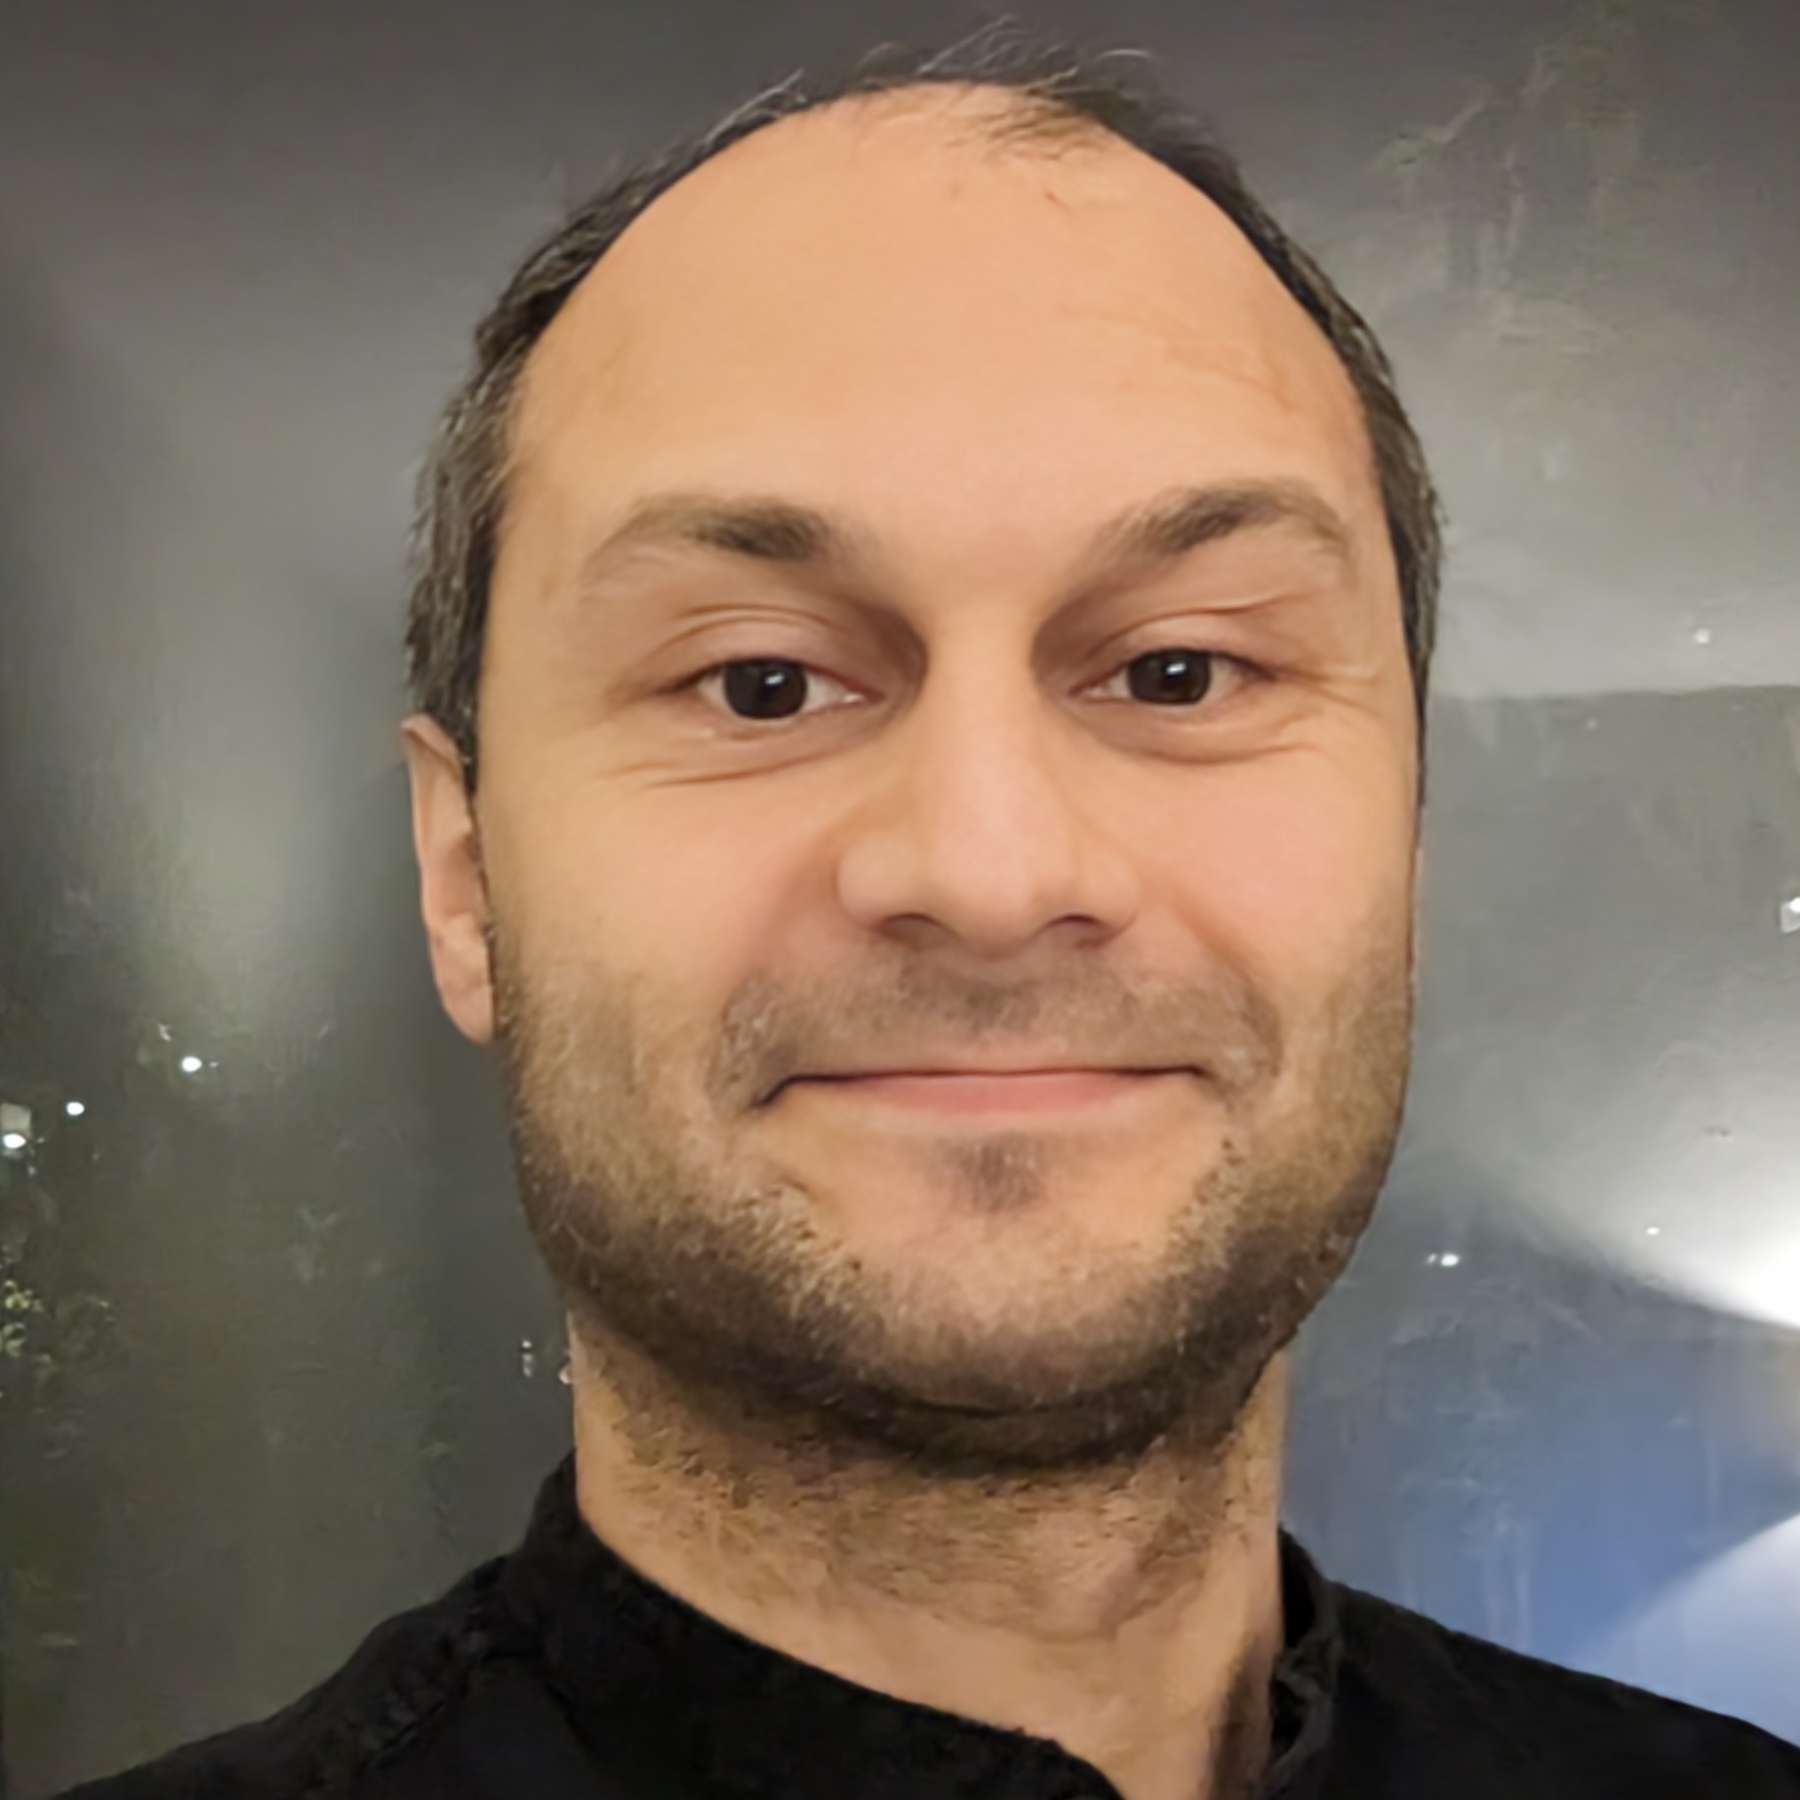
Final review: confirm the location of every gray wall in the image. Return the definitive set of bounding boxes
[2,0,1797,1790]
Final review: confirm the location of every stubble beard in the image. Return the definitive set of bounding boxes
[490,923,1412,1486]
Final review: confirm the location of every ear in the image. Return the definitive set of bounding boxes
[400,714,495,1045]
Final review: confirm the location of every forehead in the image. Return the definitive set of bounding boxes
[506,88,1376,554]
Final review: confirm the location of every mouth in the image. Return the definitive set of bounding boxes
[768,1068,1185,1116]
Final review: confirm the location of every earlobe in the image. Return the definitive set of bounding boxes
[400,716,496,1046]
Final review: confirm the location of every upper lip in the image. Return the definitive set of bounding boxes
[763,1063,1183,1105]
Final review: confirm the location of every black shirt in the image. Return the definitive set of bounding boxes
[58,1452,1800,1798]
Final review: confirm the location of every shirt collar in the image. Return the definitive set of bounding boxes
[498,1453,1341,1799]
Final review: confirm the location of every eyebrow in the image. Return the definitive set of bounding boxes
[575,478,1357,600]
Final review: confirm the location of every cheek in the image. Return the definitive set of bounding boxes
[1169,753,1413,995]
[494,733,1414,1024]
[508,773,804,990]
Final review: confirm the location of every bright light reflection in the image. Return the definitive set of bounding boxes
[179,1055,203,1074]
[1575,1149,1800,1334]
[65,1100,85,1117]
[1,1132,25,1151]
[1727,1235,1800,1334]
[1576,1512,1800,1742]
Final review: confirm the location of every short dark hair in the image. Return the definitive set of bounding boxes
[406,20,1441,803]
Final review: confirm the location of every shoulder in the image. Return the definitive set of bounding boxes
[1329,1580,1800,1796]
[50,1555,522,1800]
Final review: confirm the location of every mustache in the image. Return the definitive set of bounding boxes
[711,978,1283,1111]
[484,925,1287,1106]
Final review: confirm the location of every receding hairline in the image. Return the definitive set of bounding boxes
[777,74,1127,155]
[505,75,1351,495]
[497,81,1094,492]
[402,39,1442,801]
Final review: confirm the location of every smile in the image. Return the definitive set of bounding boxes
[787,1069,1173,1115]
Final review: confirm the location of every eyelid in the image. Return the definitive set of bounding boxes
[663,644,1267,722]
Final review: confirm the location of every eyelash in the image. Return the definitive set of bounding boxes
[666,646,1263,731]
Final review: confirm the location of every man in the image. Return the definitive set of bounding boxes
[60,25,1800,1800]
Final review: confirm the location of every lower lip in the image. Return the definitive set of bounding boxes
[796,1070,1167,1114]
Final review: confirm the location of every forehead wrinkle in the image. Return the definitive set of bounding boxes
[505,87,1380,594]
[523,88,1322,398]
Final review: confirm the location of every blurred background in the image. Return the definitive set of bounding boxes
[1,0,1797,1790]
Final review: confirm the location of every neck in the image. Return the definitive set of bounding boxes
[568,1330,1292,1800]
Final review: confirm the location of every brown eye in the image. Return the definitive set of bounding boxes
[685,647,1248,727]
[713,658,832,722]
[1111,648,1218,707]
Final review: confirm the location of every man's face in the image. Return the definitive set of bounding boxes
[405,90,1421,1473]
